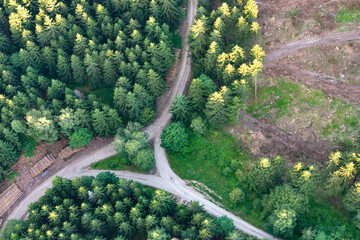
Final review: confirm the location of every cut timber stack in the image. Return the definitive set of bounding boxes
[170,195,190,207]
[0,184,22,217]
[58,146,84,160]
[29,154,56,178]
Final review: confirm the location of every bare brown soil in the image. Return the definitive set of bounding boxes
[259,0,360,49]
[280,41,360,85]
[230,113,331,165]
[0,139,67,195]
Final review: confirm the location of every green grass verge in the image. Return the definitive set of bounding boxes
[168,129,265,228]
[91,153,146,174]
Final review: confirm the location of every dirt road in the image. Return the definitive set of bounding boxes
[266,30,360,63]
[6,1,276,239]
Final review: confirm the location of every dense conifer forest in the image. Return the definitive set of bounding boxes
[0,0,183,179]
[0,172,257,239]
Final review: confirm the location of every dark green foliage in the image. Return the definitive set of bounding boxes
[160,122,189,153]
[92,108,110,137]
[0,140,18,181]
[92,107,121,137]
[343,183,360,213]
[170,94,192,125]
[0,220,29,240]
[0,0,182,175]
[213,216,235,237]
[147,69,165,97]
[57,53,72,83]
[47,79,66,100]
[1,173,242,239]
[189,74,216,112]
[69,128,93,149]
[71,55,86,85]
[247,156,286,193]
[261,184,309,219]
[157,0,182,26]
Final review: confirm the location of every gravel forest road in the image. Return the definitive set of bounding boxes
[7,0,276,239]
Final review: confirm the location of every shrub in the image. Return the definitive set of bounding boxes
[135,149,155,171]
[161,122,189,153]
[229,188,245,204]
[69,128,93,149]
[190,116,207,136]
[223,167,233,176]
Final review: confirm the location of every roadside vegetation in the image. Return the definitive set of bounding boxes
[92,154,146,174]
[168,127,360,239]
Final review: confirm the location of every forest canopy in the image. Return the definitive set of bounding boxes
[0,0,184,180]
[0,172,257,240]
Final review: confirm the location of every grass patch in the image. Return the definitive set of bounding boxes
[336,9,360,31]
[21,136,36,157]
[286,8,301,17]
[248,78,360,148]
[168,129,264,228]
[91,153,146,174]
[336,9,360,22]
[7,171,19,182]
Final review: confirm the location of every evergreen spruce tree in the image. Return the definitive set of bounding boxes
[92,109,110,137]
[57,53,72,83]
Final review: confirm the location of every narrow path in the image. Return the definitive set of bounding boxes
[265,30,360,63]
[5,1,276,239]
[264,30,360,105]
